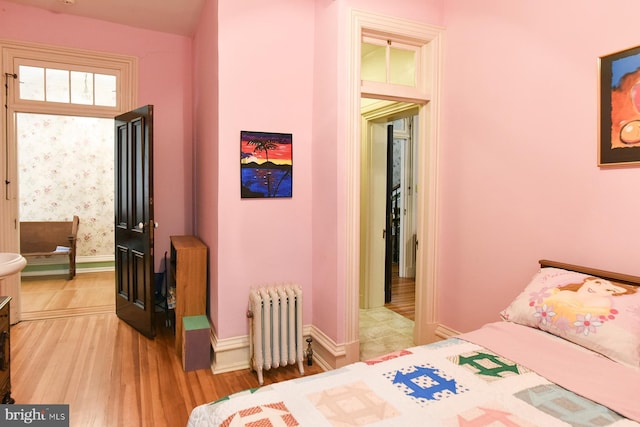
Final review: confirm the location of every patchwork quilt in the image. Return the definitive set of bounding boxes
[187,331,639,427]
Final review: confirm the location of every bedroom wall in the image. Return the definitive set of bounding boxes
[0,0,194,270]
[308,0,444,353]
[438,0,640,333]
[311,0,444,347]
[192,0,219,332]
[194,0,444,348]
[197,0,316,339]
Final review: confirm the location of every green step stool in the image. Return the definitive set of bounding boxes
[182,315,211,371]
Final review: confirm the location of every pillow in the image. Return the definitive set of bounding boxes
[500,267,640,369]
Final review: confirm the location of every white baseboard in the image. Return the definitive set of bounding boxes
[209,322,461,374]
[435,324,461,339]
[210,324,349,374]
[210,332,251,374]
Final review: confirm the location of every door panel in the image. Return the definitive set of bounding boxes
[367,122,387,308]
[384,124,393,304]
[401,117,418,278]
[114,105,155,338]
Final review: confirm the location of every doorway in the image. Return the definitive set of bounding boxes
[17,113,115,320]
[359,100,418,360]
[344,10,444,364]
[0,40,136,322]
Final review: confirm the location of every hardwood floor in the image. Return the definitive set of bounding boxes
[12,270,412,425]
[20,272,115,320]
[384,264,415,320]
[11,313,324,427]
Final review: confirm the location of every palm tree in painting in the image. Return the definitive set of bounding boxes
[247,138,279,163]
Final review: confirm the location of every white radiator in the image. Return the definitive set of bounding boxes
[248,284,304,385]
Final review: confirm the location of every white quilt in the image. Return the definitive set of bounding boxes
[188,331,639,426]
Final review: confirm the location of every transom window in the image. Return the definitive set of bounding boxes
[361,37,417,87]
[2,40,136,117]
[18,64,117,107]
[359,31,428,102]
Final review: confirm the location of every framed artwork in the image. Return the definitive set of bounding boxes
[599,45,640,166]
[240,130,292,198]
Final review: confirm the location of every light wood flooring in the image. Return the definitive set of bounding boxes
[384,266,416,321]
[11,310,323,426]
[12,269,414,425]
[20,272,115,320]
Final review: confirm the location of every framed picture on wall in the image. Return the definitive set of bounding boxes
[599,45,640,166]
[240,131,293,198]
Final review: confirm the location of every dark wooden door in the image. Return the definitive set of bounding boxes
[114,105,155,338]
[384,124,393,303]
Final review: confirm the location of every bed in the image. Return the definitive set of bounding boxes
[188,260,640,426]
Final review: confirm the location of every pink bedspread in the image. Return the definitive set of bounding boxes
[460,321,640,422]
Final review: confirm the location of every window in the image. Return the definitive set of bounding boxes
[361,36,418,87]
[18,65,117,107]
[1,40,137,258]
[3,40,136,117]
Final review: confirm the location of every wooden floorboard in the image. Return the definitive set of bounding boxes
[11,313,324,427]
[20,271,115,320]
[12,269,414,426]
[384,265,415,321]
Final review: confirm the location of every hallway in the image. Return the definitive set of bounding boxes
[359,265,415,360]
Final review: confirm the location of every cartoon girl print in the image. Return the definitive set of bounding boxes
[538,277,636,334]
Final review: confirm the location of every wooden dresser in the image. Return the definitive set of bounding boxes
[0,296,13,404]
[169,236,207,357]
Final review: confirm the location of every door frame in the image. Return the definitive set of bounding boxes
[346,10,444,356]
[0,40,137,322]
[360,102,419,310]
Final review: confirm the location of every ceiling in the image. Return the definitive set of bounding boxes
[5,0,206,37]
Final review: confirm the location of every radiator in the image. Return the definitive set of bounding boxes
[248,284,304,385]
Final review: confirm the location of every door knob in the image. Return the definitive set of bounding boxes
[138,222,144,229]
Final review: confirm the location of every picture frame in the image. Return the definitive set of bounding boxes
[240,130,292,198]
[599,45,640,166]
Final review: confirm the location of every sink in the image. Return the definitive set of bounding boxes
[0,253,27,279]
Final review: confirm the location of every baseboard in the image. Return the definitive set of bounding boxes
[305,324,352,370]
[209,323,462,374]
[210,332,251,374]
[435,324,461,339]
[22,255,115,276]
[210,324,348,374]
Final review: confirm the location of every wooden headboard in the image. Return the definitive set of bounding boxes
[539,259,640,287]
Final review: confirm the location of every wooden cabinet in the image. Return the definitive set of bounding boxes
[0,296,12,404]
[170,236,207,357]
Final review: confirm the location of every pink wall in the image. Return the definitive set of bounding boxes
[9,0,638,352]
[194,0,444,343]
[309,0,444,345]
[439,0,640,333]
[0,0,195,270]
[310,0,341,344]
[193,0,219,331]
[202,0,316,339]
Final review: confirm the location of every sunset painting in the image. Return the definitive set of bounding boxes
[240,131,292,198]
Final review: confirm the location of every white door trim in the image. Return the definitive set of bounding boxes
[345,9,444,359]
